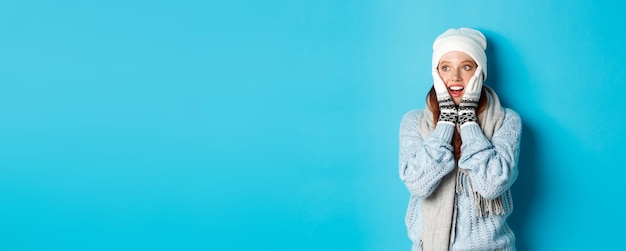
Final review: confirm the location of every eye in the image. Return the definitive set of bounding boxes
[440,66,450,71]
[462,65,473,71]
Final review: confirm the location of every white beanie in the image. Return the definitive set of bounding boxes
[432,28,487,80]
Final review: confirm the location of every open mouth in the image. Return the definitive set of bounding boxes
[449,86,464,96]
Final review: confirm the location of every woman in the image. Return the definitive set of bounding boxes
[399,28,521,251]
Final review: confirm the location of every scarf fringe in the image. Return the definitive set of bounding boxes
[455,169,505,217]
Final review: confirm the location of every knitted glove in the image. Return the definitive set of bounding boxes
[458,66,483,126]
[432,68,457,126]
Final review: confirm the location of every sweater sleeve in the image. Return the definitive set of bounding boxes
[458,109,522,199]
[399,110,457,198]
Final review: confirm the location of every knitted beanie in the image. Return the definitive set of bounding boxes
[432,28,487,80]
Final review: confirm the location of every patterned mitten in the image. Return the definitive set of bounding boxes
[432,68,457,126]
[458,66,483,126]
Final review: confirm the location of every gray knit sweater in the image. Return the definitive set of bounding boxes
[399,108,521,251]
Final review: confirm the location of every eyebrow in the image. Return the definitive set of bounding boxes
[439,60,476,65]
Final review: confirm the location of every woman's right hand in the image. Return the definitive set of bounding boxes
[432,68,457,125]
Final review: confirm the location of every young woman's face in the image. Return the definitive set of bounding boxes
[437,51,478,105]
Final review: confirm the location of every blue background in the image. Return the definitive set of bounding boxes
[1,1,625,250]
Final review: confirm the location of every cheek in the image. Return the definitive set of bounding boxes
[438,73,452,83]
[462,73,474,84]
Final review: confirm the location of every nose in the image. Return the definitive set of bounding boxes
[451,69,462,82]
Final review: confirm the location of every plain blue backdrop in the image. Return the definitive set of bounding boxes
[1,0,625,250]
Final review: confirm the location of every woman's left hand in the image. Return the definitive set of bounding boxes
[458,66,483,126]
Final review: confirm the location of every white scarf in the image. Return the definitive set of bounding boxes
[417,86,505,251]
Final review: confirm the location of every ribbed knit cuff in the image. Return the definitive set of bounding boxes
[459,122,484,140]
[432,122,455,142]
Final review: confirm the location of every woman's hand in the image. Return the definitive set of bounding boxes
[458,66,483,126]
[432,68,457,126]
